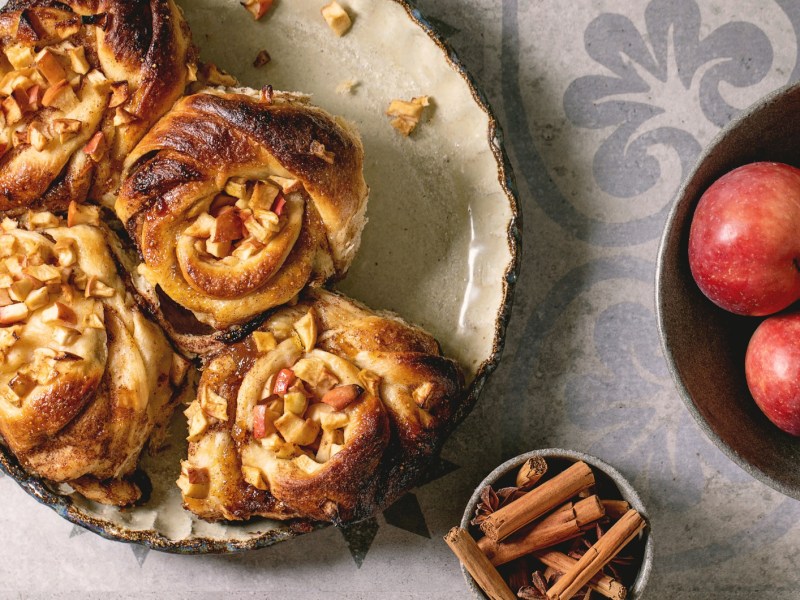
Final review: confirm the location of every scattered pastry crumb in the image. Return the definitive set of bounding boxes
[242,0,273,20]
[386,96,430,136]
[321,2,352,36]
[336,79,359,95]
[253,49,271,68]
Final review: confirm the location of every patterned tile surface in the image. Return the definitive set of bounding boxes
[2,1,800,598]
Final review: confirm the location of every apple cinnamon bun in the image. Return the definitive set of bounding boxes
[0,0,194,214]
[0,207,190,506]
[178,289,464,523]
[115,88,369,356]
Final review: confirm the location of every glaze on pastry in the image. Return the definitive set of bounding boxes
[0,209,190,506]
[115,88,369,356]
[0,0,194,214]
[178,289,464,523]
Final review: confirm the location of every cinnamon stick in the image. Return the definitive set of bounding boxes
[477,496,605,566]
[601,500,631,520]
[480,461,595,541]
[516,456,548,490]
[444,527,517,600]
[535,550,627,600]
[546,509,645,600]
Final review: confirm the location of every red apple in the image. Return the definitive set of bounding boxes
[688,161,800,316]
[745,313,800,436]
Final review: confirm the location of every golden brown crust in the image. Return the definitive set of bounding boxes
[180,289,464,523]
[0,0,194,213]
[0,211,191,506]
[115,88,368,354]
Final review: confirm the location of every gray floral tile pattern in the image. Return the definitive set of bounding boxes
[1,1,799,598]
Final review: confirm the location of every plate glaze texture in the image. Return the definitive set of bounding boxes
[0,0,520,552]
[657,80,800,500]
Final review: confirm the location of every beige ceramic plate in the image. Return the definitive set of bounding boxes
[0,0,520,552]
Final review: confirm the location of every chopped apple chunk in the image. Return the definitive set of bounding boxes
[293,309,317,352]
[252,330,277,353]
[0,303,28,325]
[200,387,229,421]
[321,2,352,36]
[242,465,269,490]
[274,411,320,445]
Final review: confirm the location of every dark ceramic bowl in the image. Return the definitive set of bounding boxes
[656,81,800,499]
[459,449,653,599]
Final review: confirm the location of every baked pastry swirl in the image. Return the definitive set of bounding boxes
[178,289,464,523]
[0,208,189,506]
[0,0,194,213]
[116,88,369,355]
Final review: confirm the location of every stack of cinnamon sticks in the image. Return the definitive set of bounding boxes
[444,457,647,600]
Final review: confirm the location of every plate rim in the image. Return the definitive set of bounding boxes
[0,0,522,554]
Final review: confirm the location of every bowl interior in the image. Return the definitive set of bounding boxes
[657,82,800,499]
[459,449,653,600]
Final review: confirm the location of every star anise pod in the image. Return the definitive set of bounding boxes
[471,484,527,526]
[517,570,549,599]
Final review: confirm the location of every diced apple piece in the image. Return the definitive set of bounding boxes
[35,49,66,85]
[241,465,269,490]
[28,122,48,151]
[252,404,276,439]
[274,412,320,446]
[2,96,22,125]
[320,410,349,432]
[12,128,29,148]
[184,213,215,239]
[24,287,49,311]
[231,238,264,261]
[26,85,42,111]
[0,289,12,307]
[294,453,322,473]
[84,312,104,329]
[53,118,81,143]
[268,176,301,194]
[52,325,79,346]
[178,462,210,499]
[293,309,317,352]
[283,391,308,416]
[224,177,249,199]
[316,428,344,462]
[28,211,59,229]
[53,238,76,267]
[41,79,78,111]
[252,331,277,353]
[113,107,136,126]
[67,46,89,75]
[212,206,244,243]
[306,402,334,425]
[0,235,15,258]
[242,0,273,20]
[84,276,115,298]
[8,372,35,399]
[250,181,280,210]
[321,2,352,36]
[0,303,29,325]
[387,96,430,136]
[9,278,34,302]
[108,81,129,108]
[273,368,297,395]
[321,384,363,411]
[185,402,209,442]
[26,264,61,284]
[67,201,99,227]
[205,238,231,258]
[5,44,34,69]
[412,381,434,407]
[200,387,229,421]
[41,301,77,326]
[82,131,105,162]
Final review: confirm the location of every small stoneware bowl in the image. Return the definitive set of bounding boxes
[459,449,653,599]
[656,80,800,500]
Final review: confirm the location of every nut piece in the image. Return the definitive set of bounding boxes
[321,2,352,36]
[253,49,271,68]
[387,96,430,136]
[242,0,273,20]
